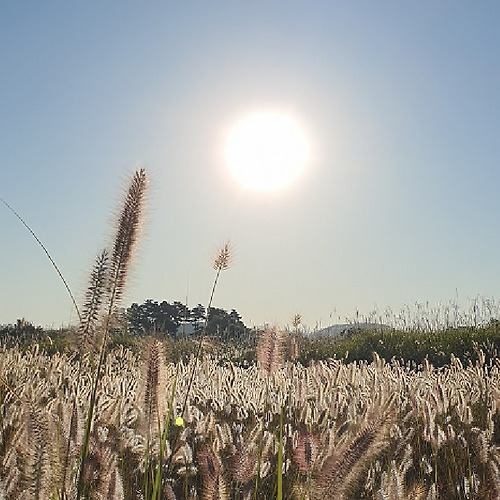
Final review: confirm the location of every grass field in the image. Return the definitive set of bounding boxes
[1,333,500,499]
[3,168,500,499]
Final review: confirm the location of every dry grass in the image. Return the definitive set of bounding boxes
[1,343,500,499]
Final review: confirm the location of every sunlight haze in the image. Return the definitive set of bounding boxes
[226,111,310,190]
[1,2,499,330]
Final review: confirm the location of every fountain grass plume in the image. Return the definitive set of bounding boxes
[25,400,51,500]
[198,444,229,500]
[253,327,286,499]
[77,167,148,499]
[293,427,318,474]
[257,327,285,375]
[311,404,395,500]
[77,249,109,353]
[106,167,148,312]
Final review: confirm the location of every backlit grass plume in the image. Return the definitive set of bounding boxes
[106,167,148,314]
[24,400,51,500]
[213,241,232,272]
[77,249,109,353]
[257,327,284,375]
[198,444,229,500]
[293,426,318,474]
[208,241,232,314]
[77,167,148,499]
[311,406,394,500]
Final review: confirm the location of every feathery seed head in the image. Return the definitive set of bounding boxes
[78,249,109,352]
[257,327,285,375]
[292,313,302,330]
[312,408,394,499]
[107,167,148,308]
[197,445,229,500]
[287,335,300,362]
[293,428,318,473]
[143,339,162,419]
[213,241,232,272]
[228,442,256,485]
[163,482,177,500]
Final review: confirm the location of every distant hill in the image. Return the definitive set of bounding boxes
[312,322,391,338]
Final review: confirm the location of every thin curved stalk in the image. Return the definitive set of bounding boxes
[1,197,81,322]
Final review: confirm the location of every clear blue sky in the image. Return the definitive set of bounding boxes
[1,2,499,329]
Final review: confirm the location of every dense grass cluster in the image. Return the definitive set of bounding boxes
[297,320,500,369]
[2,337,500,499]
[5,315,500,371]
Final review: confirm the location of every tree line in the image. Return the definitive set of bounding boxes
[0,300,250,343]
[125,299,250,340]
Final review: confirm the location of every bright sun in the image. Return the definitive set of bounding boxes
[225,112,310,190]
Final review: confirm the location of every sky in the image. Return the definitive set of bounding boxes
[1,2,500,330]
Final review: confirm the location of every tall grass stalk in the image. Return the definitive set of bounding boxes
[253,383,268,500]
[254,327,285,499]
[276,406,283,500]
[76,168,148,499]
[0,197,82,323]
[164,242,232,478]
[151,367,178,500]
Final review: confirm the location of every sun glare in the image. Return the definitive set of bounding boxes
[225,112,310,190]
